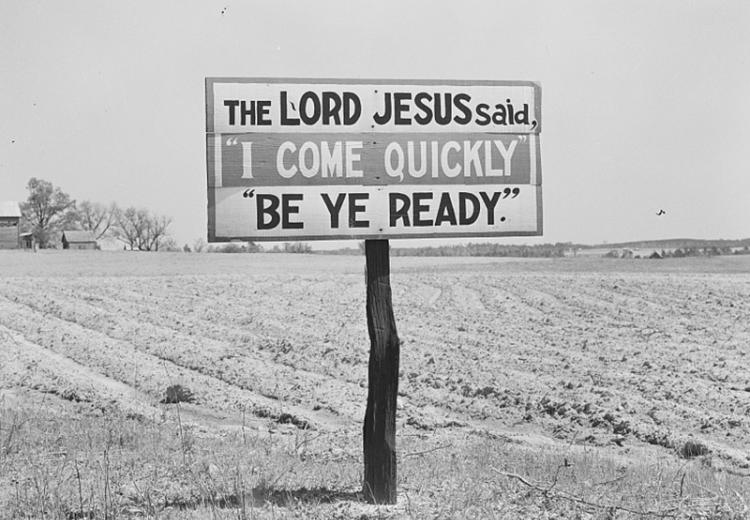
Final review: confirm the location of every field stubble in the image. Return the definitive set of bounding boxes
[1,251,749,519]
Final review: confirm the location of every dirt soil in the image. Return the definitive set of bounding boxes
[1,251,749,481]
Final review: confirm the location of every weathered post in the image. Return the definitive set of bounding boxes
[363,239,399,504]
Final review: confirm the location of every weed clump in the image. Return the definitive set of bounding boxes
[58,387,83,402]
[679,439,710,459]
[161,384,195,404]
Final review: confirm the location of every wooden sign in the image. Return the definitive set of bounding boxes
[205,78,542,241]
[204,78,543,505]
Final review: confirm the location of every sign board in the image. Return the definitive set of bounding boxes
[205,78,542,241]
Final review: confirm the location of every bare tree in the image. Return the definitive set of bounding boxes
[113,206,172,251]
[143,214,172,251]
[113,206,143,250]
[192,237,207,253]
[70,201,115,240]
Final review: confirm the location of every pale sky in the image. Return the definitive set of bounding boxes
[1,1,748,248]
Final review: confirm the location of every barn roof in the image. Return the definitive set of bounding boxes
[62,230,97,243]
[0,201,21,218]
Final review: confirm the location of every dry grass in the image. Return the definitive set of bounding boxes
[1,390,748,520]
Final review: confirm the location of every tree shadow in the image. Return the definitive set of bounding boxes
[160,485,364,511]
[252,486,363,506]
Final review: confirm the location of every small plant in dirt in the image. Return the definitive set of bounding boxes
[59,387,83,402]
[161,384,195,404]
[679,439,710,459]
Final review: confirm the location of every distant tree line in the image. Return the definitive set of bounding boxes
[668,246,749,257]
[205,241,312,254]
[599,238,750,251]
[605,246,750,259]
[387,242,576,258]
[206,242,262,253]
[20,177,174,250]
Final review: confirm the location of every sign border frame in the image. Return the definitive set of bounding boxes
[206,77,542,242]
[207,185,543,242]
[205,77,542,134]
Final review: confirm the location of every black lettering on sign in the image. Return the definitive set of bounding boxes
[343,93,362,125]
[282,194,304,229]
[240,101,255,125]
[321,193,346,228]
[389,193,410,227]
[373,92,392,125]
[365,91,533,128]
[280,91,300,126]
[434,94,451,125]
[280,91,362,126]
[256,194,304,230]
[492,104,508,125]
[459,192,480,225]
[238,100,272,126]
[453,93,472,125]
[480,192,502,225]
[257,194,280,230]
[385,190,513,229]
[299,92,321,125]
[393,93,411,125]
[514,102,529,125]
[224,100,239,125]
[322,92,342,125]
[413,92,432,125]
[349,193,370,228]
[257,100,272,125]
[412,192,433,227]
[475,103,490,126]
[434,192,457,226]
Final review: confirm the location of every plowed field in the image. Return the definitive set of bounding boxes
[1,251,749,518]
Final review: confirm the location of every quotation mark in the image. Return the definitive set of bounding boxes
[502,187,520,199]
[226,137,240,146]
[243,189,255,198]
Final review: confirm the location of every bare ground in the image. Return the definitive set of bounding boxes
[1,251,749,519]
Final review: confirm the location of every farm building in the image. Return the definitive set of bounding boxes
[19,232,35,250]
[61,230,98,250]
[0,201,22,249]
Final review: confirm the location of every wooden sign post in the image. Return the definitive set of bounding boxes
[363,239,399,503]
[205,78,542,506]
